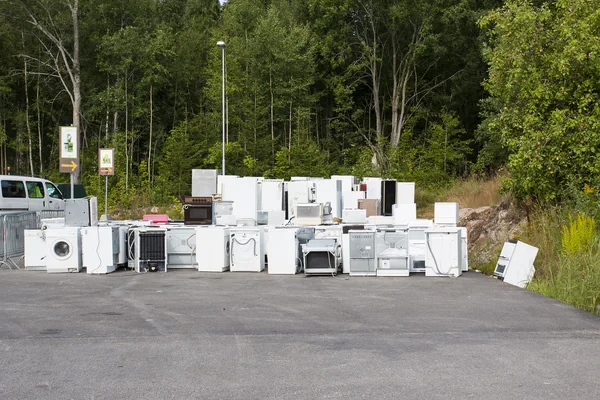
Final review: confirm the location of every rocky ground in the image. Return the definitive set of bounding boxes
[459,200,528,271]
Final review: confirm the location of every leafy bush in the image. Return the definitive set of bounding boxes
[479,0,600,202]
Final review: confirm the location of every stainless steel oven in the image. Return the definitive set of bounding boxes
[183,197,213,225]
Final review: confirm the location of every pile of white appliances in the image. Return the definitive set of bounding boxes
[24,171,539,286]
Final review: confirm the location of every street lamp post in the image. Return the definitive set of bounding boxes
[217,41,226,176]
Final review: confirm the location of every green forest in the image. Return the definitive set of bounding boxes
[0,0,598,209]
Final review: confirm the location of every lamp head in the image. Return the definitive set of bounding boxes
[216,41,226,48]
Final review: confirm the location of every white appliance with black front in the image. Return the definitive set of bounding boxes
[381,180,397,216]
[45,227,81,273]
[166,225,197,268]
[408,220,433,272]
[425,227,462,277]
[375,227,410,277]
[349,230,376,276]
[128,226,167,273]
[302,239,339,276]
[81,226,119,274]
[267,227,302,275]
[315,179,343,219]
[230,227,264,272]
[494,240,538,288]
[196,226,230,272]
[24,229,47,271]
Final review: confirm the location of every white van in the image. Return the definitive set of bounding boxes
[0,175,66,211]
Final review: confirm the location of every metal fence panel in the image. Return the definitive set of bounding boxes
[3,212,39,261]
[0,216,4,261]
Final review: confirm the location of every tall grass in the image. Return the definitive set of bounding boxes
[418,175,504,217]
[525,209,600,315]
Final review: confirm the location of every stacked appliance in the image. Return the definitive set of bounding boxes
[393,203,417,225]
[24,229,47,271]
[45,226,82,273]
[81,225,119,274]
[267,227,301,274]
[315,179,343,219]
[348,230,376,276]
[221,177,262,225]
[375,227,410,277]
[192,169,219,197]
[287,180,315,219]
[183,196,213,225]
[295,203,324,226]
[342,225,364,274]
[65,197,98,227]
[230,227,265,272]
[408,220,433,272]
[425,227,462,277]
[128,226,168,273]
[166,225,197,268]
[196,226,230,272]
[381,179,397,216]
[212,200,236,225]
[302,239,339,276]
[396,182,415,205]
[493,240,538,288]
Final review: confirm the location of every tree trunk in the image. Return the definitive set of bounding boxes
[148,84,153,180]
[125,69,129,192]
[36,73,43,175]
[22,35,34,176]
[269,70,274,156]
[288,101,292,151]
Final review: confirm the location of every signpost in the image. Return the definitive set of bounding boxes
[59,126,79,198]
[98,148,114,216]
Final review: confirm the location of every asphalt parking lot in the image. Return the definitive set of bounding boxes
[0,269,599,399]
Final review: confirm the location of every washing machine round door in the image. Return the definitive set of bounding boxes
[53,240,73,260]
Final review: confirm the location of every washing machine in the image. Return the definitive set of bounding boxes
[24,229,47,271]
[230,227,265,272]
[81,226,119,274]
[196,226,230,272]
[45,227,81,273]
